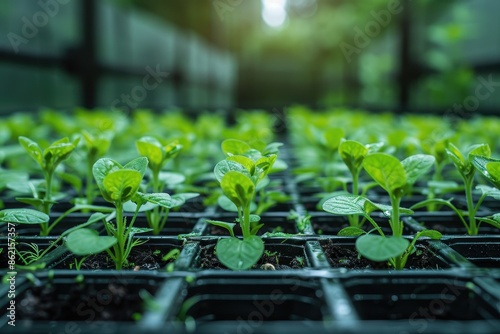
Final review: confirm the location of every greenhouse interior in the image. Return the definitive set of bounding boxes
[1,0,500,333]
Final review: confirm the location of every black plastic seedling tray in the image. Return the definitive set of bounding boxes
[3,136,500,334]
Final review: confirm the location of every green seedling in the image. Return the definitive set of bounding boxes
[18,136,80,234]
[338,139,383,227]
[469,155,500,230]
[445,143,490,234]
[66,157,150,270]
[206,139,278,270]
[323,153,441,269]
[216,139,289,215]
[136,136,182,192]
[136,136,199,235]
[2,211,109,270]
[81,130,113,205]
[287,209,311,233]
[411,143,491,235]
[63,157,177,270]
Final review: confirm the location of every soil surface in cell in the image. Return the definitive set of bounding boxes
[322,240,440,269]
[199,243,305,270]
[60,245,178,270]
[17,279,158,321]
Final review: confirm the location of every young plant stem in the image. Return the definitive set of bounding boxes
[391,195,402,237]
[39,171,54,236]
[464,177,478,235]
[158,207,169,233]
[242,203,251,239]
[86,158,94,205]
[149,168,162,234]
[348,172,361,227]
[411,198,469,230]
[114,202,125,270]
[363,215,385,237]
[393,255,403,270]
[398,230,425,269]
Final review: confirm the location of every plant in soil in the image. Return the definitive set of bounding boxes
[337,139,383,227]
[63,157,157,270]
[410,143,492,235]
[17,136,80,235]
[206,139,279,270]
[323,153,442,270]
[135,136,199,235]
[469,154,500,230]
[216,139,288,215]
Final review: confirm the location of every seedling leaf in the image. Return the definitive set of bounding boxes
[418,230,442,239]
[339,140,368,173]
[18,136,43,166]
[338,226,365,236]
[216,236,264,270]
[221,139,251,156]
[221,171,254,207]
[103,169,142,203]
[227,155,255,175]
[136,136,163,167]
[363,153,407,194]
[356,234,409,262]
[401,154,435,186]
[123,157,148,177]
[471,155,500,188]
[66,228,116,256]
[214,159,250,183]
[0,208,49,224]
[206,220,236,237]
[322,195,366,215]
[93,158,122,190]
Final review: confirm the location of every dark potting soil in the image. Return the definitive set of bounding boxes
[17,279,158,322]
[322,240,439,270]
[198,243,305,270]
[60,245,178,271]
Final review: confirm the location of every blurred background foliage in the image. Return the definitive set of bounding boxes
[1,0,499,113]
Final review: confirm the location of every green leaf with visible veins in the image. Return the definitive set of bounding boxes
[356,234,409,262]
[136,136,163,167]
[18,136,43,166]
[214,160,250,183]
[221,139,251,156]
[471,155,500,188]
[401,154,435,186]
[123,157,148,178]
[103,169,142,203]
[221,171,255,207]
[338,226,365,236]
[363,153,407,195]
[216,236,264,270]
[227,155,255,175]
[93,158,122,190]
[322,194,366,215]
[339,140,368,174]
[0,209,49,224]
[486,162,500,189]
[66,228,116,255]
[138,192,172,208]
